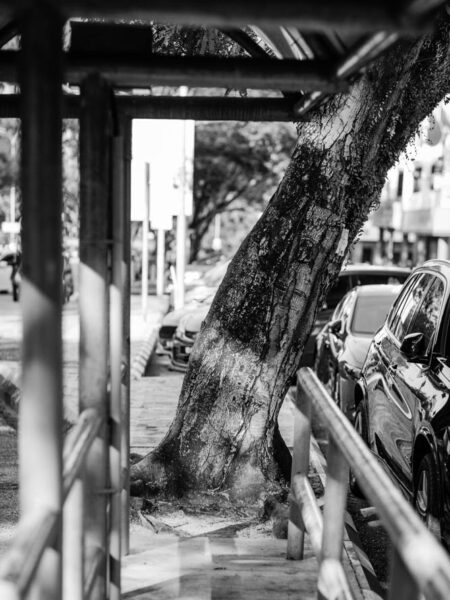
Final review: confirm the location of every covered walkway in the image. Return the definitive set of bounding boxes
[0,2,448,600]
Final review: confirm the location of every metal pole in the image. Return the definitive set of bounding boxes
[109,133,124,599]
[287,378,311,559]
[79,73,112,600]
[63,481,84,600]
[18,7,63,600]
[320,437,348,561]
[141,162,149,319]
[175,89,188,309]
[156,229,165,295]
[121,117,132,555]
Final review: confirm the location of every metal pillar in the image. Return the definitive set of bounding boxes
[110,131,125,599]
[79,73,112,600]
[18,7,63,600]
[156,229,165,295]
[121,117,132,555]
[141,162,150,318]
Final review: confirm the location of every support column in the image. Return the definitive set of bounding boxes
[121,117,132,555]
[109,129,125,599]
[141,162,150,319]
[19,7,63,600]
[79,73,112,600]
[156,229,165,296]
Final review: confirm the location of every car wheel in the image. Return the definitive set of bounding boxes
[12,284,19,302]
[414,454,441,540]
[349,401,368,498]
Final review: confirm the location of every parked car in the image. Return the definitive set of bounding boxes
[315,284,401,418]
[301,264,411,367]
[170,304,210,371]
[353,259,450,545]
[158,292,215,354]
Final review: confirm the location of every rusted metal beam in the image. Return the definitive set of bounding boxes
[3,0,444,33]
[0,51,346,93]
[79,73,112,600]
[0,94,300,121]
[294,31,400,116]
[18,5,64,600]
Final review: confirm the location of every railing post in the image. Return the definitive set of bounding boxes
[121,116,132,556]
[79,73,112,599]
[109,127,125,599]
[388,548,421,600]
[287,375,311,559]
[317,436,350,599]
[63,481,84,600]
[18,6,63,600]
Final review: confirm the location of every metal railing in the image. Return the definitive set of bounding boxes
[288,367,450,600]
[0,409,103,599]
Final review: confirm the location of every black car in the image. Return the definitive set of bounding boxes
[301,264,411,367]
[354,259,450,545]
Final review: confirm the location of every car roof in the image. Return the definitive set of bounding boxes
[340,264,411,276]
[353,283,402,297]
[420,259,450,280]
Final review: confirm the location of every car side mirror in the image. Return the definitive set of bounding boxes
[329,318,343,336]
[400,332,425,361]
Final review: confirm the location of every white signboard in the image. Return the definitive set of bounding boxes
[1,221,20,233]
[131,119,195,229]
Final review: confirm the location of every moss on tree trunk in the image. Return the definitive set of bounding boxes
[132,14,450,499]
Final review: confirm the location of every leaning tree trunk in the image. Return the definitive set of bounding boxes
[133,15,450,498]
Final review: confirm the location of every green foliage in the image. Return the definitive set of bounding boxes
[191,121,297,260]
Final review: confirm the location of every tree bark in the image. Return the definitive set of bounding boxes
[132,15,450,498]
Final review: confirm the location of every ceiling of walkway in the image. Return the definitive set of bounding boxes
[0,1,446,121]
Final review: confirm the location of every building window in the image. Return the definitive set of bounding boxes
[413,166,422,193]
[397,170,404,198]
[431,157,444,191]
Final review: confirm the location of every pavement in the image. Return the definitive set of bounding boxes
[0,292,169,557]
[0,292,380,599]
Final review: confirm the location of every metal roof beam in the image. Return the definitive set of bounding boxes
[0,52,347,93]
[0,0,444,34]
[0,93,303,121]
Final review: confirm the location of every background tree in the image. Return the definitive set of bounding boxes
[132,14,450,499]
[191,121,296,261]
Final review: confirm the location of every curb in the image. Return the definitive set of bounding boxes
[130,326,160,380]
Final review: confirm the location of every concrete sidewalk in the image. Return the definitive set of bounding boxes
[0,293,168,556]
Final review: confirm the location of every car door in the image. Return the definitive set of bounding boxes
[388,275,447,488]
[366,273,432,489]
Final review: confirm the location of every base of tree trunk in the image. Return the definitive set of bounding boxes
[130,423,291,502]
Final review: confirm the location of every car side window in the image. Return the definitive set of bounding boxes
[325,276,350,310]
[407,276,445,355]
[390,274,432,342]
[386,274,419,331]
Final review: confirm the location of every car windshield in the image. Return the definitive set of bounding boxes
[351,294,397,335]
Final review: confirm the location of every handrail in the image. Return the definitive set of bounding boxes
[0,407,103,599]
[0,508,59,599]
[63,408,103,500]
[288,367,450,600]
[84,547,105,599]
